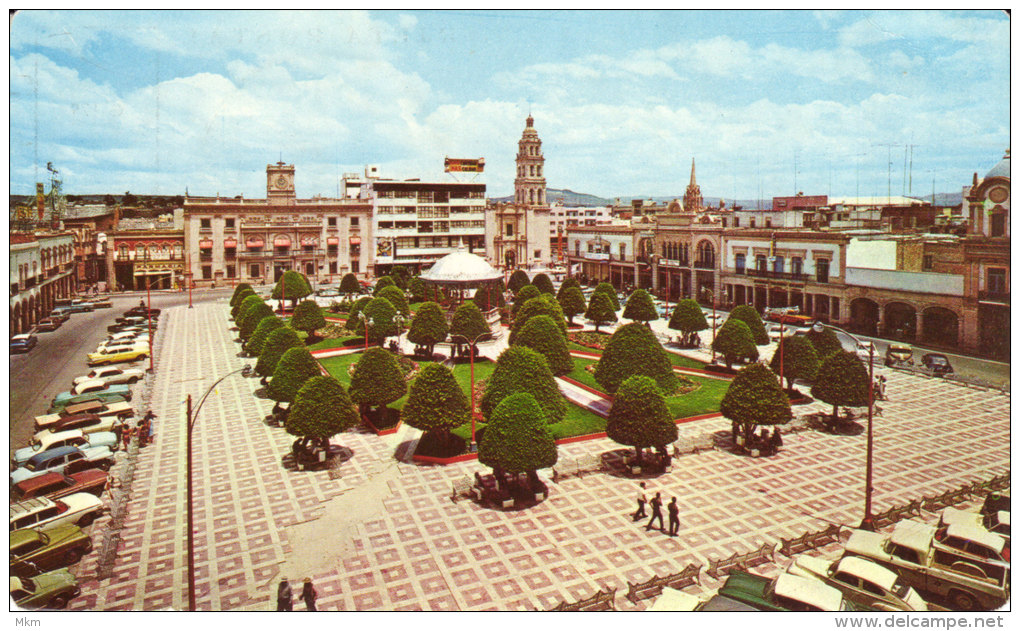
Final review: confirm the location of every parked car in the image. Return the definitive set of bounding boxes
[10,446,116,486]
[789,555,929,611]
[718,570,857,611]
[10,570,80,609]
[885,343,913,367]
[51,380,132,408]
[940,507,1010,544]
[10,525,93,577]
[981,493,1010,517]
[108,318,146,332]
[87,297,112,308]
[122,306,161,318]
[14,429,119,467]
[35,400,134,432]
[102,330,149,343]
[11,469,109,503]
[43,413,122,438]
[9,494,106,532]
[96,339,149,354]
[47,308,72,323]
[47,394,128,415]
[10,332,38,353]
[34,317,63,332]
[65,301,94,314]
[73,366,144,387]
[768,324,789,341]
[921,353,954,376]
[845,519,1009,610]
[87,346,149,367]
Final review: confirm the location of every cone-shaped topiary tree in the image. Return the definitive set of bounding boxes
[291,299,327,340]
[532,273,555,295]
[406,301,448,357]
[339,273,361,301]
[400,363,470,453]
[508,269,530,294]
[769,334,820,390]
[246,315,284,356]
[511,284,541,317]
[256,326,303,383]
[510,294,567,344]
[230,288,257,318]
[272,270,312,311]
[514,315,574,376]
[593,282,620,311]
[361,297,398,344]
[481,346,566,424]
[376,285,410,316]
[349,347,407,424]
[805,325,843,359]
[286,376,360,453]
[622,289,658,325]
[268,346,323,408]
[471,283,505,311]
[373,275,395,295]
[389,265,410,290]
[668,298,708,346]
[720,362,792,446]
[727,305,769,345]
[557,277,581,300]
[407,276,427,303]
[585,291,618,333]
[594,322,679,395]
[449,301,490,356]
[478,392,558,488]
[240,302,275,341]
[230,282,254,307]
[712,318,759,369]
[606,375,678,466]
[234,294,263,323]
[811,349,869,421]
[345,296,373,332]
[558,286,587,325]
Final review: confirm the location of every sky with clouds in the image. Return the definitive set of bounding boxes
[9,9,1010,202]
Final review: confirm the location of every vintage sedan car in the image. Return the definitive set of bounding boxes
[718,570,857,611]
[9,493,106,532]
[73,366,144,388]
[87,297,112,308]
[10,333,38,353]
[14,429,119,467]
[10,446,116,486]
[940,508,1010,543]
[47,309,72,323]
[87,346,149,367]
[789,555,928,611]
[95,339,149,355]
[103,329,150,342]
[34,317,63,332]
[43,413,121,438]
[921,353,954,376]
[122,306,161,318]
[108,318,146,332]
[10,570,80,609]
[47,394,128,415]
[11,469,109,502]
[65,300,94,313]
[35,400,134,432]
[885,343,913,367]
[51,380,132,408]
[10,525,93,577]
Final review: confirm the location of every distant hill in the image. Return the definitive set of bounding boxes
[491,188,614,207]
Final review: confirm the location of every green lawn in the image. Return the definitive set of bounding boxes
[565,357,602,391]
[302,334,363,352]
[318,353,364,386]
[664,352,706,370]
[450,400,608,442]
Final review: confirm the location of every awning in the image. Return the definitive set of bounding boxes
[274,236,292,247]
[246,237,264,248]
[300,237,318,247]
[224,238,237,248]
[199,239,213,249]
[326,237,340,246]
[349,236,361,245]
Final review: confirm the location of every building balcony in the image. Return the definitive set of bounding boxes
[693,259,715,270]
[978,289,1010,304]
[739,268,809,282]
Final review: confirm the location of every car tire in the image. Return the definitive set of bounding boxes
[64,548,83,565]
[48,595,70,610]
[99,461,112,471]
[949,590,978,611]
[77,513,96,528]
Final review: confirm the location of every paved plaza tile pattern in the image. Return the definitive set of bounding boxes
[69,302,1010,610]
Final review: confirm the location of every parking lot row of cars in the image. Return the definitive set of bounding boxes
[10,296,115,353]
[10,302,159,610]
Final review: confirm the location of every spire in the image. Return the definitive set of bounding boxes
[526,115,534,128]
[683,157,703,213]
[689,158,697,186]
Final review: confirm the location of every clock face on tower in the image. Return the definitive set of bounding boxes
[276,175,288,189]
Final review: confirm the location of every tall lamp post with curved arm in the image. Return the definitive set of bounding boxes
[451,331,491,452]
[185,363,253,611]
[358,312,374,349]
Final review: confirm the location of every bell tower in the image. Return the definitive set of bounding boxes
[267,161,296,202]
[683,158,703,213]
[514,116,547,207]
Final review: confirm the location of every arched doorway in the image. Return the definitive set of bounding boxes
[850,298,880,336]
[921,306,959,346]
[504,250,516,269]
[883,302,916,340]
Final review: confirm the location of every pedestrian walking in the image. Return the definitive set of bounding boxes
[632,482,647,521]
[301,577,317,611]
[646,492,664,531]
[120,424,134,450]
[276,577,293,611]
[771,428,783,453]
[667,497,680,536]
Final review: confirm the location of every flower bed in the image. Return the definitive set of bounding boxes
[581,362,697,397]
[568,330,611,350]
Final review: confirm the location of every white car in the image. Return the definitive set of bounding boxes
[95,339,149,353]
[103,331,149,344]
[768,324,790,341]
[13,429,119,467]
[10,494,106,532]
[789,555,928,611]
[856,341,878,362]
[940,507,1010,543]
[73,366,144,387]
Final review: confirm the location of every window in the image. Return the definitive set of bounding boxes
[328,217,337,226]
[750,218,756,228]
[987,268,1007,293]
[505,223,514,237]
[791,257,803,275]
[816,259,830,283]
[735,253,746,273]
[990,213,1005,237]
[765,217,772,228]
[923,254,933,271]
[226,265,235,278]
[202,266,212,280]
[250,264,260,278]
[200,218,211,229]
[225,218,235,228]
[329,261,337,274]
[534,249,541,260]
[619,244,626,260]
[733,217,740,227]
[773,256,784,274]
[351,259,359,273]
[351,217,359,226]
[575,242,580,257]
[756,254,767,272]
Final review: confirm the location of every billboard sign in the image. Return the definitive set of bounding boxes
[444,157,485,173]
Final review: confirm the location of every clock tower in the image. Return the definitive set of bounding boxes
[267,161,296,202]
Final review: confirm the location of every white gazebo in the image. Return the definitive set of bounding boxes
[419,247,504,313]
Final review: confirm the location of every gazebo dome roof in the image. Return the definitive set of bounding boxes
[985,151,1010,180]
[420,248,502,284]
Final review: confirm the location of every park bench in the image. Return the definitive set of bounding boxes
[779,524,842,557]
[548,587,616,611]
[707,541,776,579]
[551,454,603,481]
[671,434,715,458]
[450,475,474,502]
[625,563,701,603]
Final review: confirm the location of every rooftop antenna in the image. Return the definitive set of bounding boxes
[872,143,899,205]
[907,141,920,196]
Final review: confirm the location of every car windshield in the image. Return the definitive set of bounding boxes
[891,580,910,598]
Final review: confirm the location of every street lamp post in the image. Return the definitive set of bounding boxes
[814,322,875,531]
[358,312,374,349]
[452,332,491,452]
[185,364,252,611]
[702,287,716,363]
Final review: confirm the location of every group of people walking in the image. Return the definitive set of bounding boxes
[276,577,318,611]
[120,411,156,450]
[631,482,681,537]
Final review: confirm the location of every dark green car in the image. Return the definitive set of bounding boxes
[718,570,858,611]
[10,570,80,609]
[10,525,93,578]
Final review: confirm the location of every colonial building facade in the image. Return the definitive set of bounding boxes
[10,232,76,335]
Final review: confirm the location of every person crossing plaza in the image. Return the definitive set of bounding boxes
[645,492,664,531]
[631,482,647,521]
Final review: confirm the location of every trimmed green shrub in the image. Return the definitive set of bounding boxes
[362,297,398,343]
[622,289,658,324]
[389,265,410,290]
[339,273,361,300]
[471,283,505,311]
[510,294,567,344]
[558,286,587,325]
[712,318,759,369]
[240,302,275,341]
[377,285,410,316]
[511,285,541,316]
[593,322,679,395]
[508,269,530,294]
[400,363,470,450]
[606,375,678,464]
[235,294,265,326]
[407,276,427,303]
[805,325,843,359]
[349,347,407,419]
[478,392,558,475]
[532,273,555,295]
[406,301,449,356]
[268,346,322,404]
[373,275,395,295]
[720,362,792,445]
[728,305,769,345]
[668,298,708,344]
[286,376,360,441]
[515,315,574,376]
[585,291,618,333]
[246,316,284,356]
[291,299,327,338]
[230,283,254,307]
[769,334,820,389]
[271,270,312,309]
[256,326,303,379]
[449,301,490,352]
[230,288,257,318]
[593,282,620,311]
[811,350,869,421]
[345,296,372,332]
[557,277,581,299]
[480,346,566,424]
